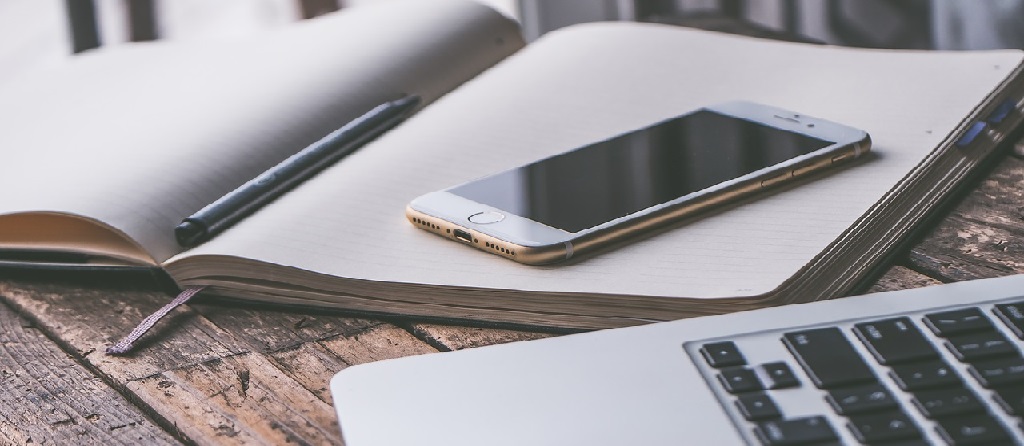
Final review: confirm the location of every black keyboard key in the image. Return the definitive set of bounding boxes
[846,411,922,444]
[761,362,800,389]
[782,328,875,389]
[935,414,1012,445]
[735,393,782,421]
[718,367,763,394]
[911,387,985,418]
[889,360,962,391]
[968,356,1024,388]
[993,302,1024,339]
[869,440,930,446]
[993,385,1024,416]
[754,417,838,446]
[924,308,994,336]
[826,384,898,416]
[945,331,1017,362]
[701,341,746,368]
[854,317,940,365]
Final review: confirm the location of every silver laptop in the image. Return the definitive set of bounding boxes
[332,274,1024,445]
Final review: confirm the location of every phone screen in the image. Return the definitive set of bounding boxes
[450,110,831,233]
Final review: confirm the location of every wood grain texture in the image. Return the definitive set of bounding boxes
[907,157,1024,282]
[271,325,438,403]
[0,301,178,445]
[128,352,341,445]
[0,279,441,445]
[190,302,383,354]
[908,216,1023,281]
[864,265,944,293]
[410,324,555,351]
[0,281,248,381]
[950,155,1024,232]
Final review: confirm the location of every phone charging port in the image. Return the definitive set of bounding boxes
[453,229,474,244]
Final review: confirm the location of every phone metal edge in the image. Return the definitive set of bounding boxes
[570,134,871,261]
[408,102,872,265]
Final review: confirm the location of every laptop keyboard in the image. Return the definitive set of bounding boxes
[687,298,1024,445]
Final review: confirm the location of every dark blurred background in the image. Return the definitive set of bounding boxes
[518,0,1024,48]
[2,0,1022,86]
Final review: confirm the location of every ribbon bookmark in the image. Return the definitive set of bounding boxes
[106,286,206,355]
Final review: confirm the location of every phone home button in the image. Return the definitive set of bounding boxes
[468,211,504,224]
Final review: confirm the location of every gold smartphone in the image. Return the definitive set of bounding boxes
[407,101,871,265]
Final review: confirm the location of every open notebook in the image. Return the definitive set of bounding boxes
[1,0,1023,329]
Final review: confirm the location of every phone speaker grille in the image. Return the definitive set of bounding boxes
[412,217,444,232]
[414,216,515,257]
[484,241,515,257]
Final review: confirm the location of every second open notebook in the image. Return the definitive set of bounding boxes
[1,0,1023,329]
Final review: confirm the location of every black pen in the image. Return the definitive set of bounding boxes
[175,95,421,247]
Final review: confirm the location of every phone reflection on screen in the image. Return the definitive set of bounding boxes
[451,110,830,233]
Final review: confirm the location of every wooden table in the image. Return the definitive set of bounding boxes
[2,147,1023,445]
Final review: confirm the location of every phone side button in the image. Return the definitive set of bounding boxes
[831,153,852,163]
[761,173,792,188]
[793,158,833,177]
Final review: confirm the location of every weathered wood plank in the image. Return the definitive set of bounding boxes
[947,155,1024,233]
[864,265,944,294]
[0,281,248,381]
[908,215,1024,282]
[0,302,179,445]
[190,303,442,406]
[270,325,438,403]
[190,302,383,354]
[128,352,342,445]
[410,324,555,351]
[904,155,1024,282]
[0,279,440,445]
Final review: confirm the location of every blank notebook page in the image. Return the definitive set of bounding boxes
[0,0,519,263]
[179,23,1021,300]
